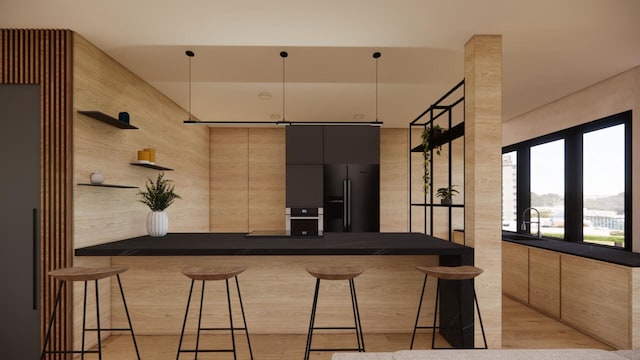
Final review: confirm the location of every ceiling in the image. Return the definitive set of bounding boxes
[2,0,639,128]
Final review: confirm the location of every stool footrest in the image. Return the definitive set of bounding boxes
[310,348,364,352]
[312,326,358,330]
[178,349,235,353]
[199,327,248,331]
[84,327,133,332]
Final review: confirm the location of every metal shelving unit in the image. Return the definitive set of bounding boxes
[409,80,465,241]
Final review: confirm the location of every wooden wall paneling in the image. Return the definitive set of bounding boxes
[561,254,630,349]
[502,242,529,304]
[248,128,285,231]
[210,128,249,232]
[110,255,440,335]
[528,248,560,318]
[380,128,408,232]
[1,28,73,358]
[633,268,640,348]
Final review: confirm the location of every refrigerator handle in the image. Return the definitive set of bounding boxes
[347,178,352,231]
[343,179,348,231]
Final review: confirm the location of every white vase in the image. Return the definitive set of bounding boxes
[147,211,168,237]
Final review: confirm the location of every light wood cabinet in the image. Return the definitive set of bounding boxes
[561,254,630,349]
[529,248,560,317]
[502,242,529,303]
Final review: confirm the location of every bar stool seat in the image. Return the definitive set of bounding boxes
[177,265,253,359]
[40,266,140,360]
[304,265,365,360]
[410,265,487,350]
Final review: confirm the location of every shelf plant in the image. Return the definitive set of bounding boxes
[421,124,444,193]
[138,172,181,236]
[436,185,459,205]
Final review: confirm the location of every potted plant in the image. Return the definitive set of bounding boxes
[436,185,459,205]
[138,172,181,236]
[421,124,444,193]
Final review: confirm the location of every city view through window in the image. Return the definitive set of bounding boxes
[502,123,626,248]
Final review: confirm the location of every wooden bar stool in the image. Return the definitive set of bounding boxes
[176,265,253,360]
[40,266,140,360]
[304,266,365,360]
[410,265,487,350]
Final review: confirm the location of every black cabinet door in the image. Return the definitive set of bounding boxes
[323,126,380,164]
[0,85,41,359]
[286,126,323,164]
[286,164,323,207]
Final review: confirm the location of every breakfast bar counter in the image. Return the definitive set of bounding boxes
[75,232,475,347]
[75,232,473,258]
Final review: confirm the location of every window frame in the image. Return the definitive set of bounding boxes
[502,110,632,251]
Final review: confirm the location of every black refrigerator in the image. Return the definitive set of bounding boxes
[324,164,379,232]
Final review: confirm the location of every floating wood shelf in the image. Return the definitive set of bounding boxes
[411,122,465,152]
[130,163,174,171]
[78,110,138,129]
[78,183,138,189]
[411,203,464,208]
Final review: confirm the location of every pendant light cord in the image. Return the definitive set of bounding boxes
[280,51,288,121]
[185,50,195,121]
[373,52,381,122]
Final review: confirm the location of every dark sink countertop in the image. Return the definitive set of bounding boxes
[503,232,640,267]
[75,232,474,257]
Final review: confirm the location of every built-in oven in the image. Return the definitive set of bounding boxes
[286,207,323,236]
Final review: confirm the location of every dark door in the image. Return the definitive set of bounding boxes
[0,85,41,358]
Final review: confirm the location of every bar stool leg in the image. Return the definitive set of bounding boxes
[410,274,428,349]
[473,287,488,349]
[225,278,238,360]
[304,278,321,360]
[195,280,206,359]
[81,281,88,360]
[94,279,103,360]
[40,280,64,360]
[176,279,195,360]
[234,276,254,360]
[116,274,141,359]
[349,279,365,352]
[431,279,440,350]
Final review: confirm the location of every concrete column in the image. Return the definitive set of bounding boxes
[464,34,503,348]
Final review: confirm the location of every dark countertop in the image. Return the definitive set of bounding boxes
[74,232,474,257]
[503,232,640,267]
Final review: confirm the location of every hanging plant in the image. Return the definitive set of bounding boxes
[421,124,443,193]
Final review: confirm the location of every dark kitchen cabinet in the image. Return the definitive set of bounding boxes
[323,126,380,164]
[286,164,323,207]
[0,85,41,358]
[286,126,323,164]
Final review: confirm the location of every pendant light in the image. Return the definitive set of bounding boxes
[372,51,382,126]
[185,50,195,122]
[278,51,291,126]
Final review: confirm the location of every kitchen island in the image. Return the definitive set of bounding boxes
[76,232,475,347]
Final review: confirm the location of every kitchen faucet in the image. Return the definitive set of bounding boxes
[521,207,542,238]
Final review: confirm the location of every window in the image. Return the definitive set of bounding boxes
[502,111,631,250]
[583,124,626,247]
[530,139,564,239]
[502,151,517,231]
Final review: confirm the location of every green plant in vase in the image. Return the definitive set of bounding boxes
[436,185,459,205]
[138,172,181,236]
[421,124,444,193]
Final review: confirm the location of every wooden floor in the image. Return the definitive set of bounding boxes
[96,296,612,359]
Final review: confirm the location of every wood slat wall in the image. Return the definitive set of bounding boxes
[0,29,73,358]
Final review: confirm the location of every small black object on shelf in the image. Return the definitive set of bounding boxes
[130,163,174,171]
[78,110,138,129]
[78,183,138,189]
